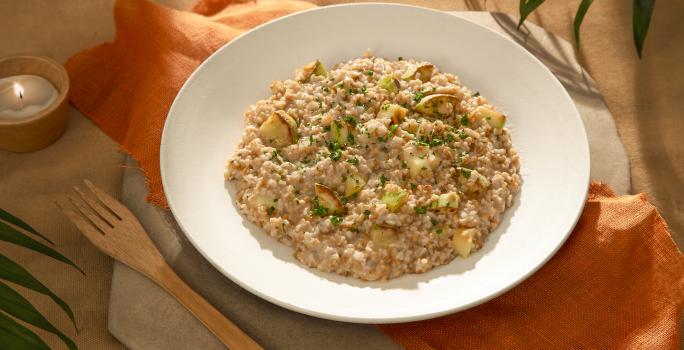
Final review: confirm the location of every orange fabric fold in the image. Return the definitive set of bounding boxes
[65,0,315,207]
[66,1,683,348]
[379,183,684,349]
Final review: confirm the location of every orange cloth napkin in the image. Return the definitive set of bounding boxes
[380,183,683,349]
[65,0,315,207]
[66,0,683,348]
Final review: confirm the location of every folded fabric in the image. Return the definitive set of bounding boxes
[380,183,683,349]
[65,0,315,207]
[66,1,683,349]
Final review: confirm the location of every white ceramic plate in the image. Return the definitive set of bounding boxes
[161,4,589,323]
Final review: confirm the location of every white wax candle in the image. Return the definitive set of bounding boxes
[0,75,59,120]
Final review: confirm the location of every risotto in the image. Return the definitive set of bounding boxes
[225,54,521,281]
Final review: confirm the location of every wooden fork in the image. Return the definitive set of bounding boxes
[58,180,262,350]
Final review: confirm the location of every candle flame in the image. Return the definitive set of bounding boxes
[13,82,24,99]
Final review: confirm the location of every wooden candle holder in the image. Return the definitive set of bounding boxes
[0,56,69,153]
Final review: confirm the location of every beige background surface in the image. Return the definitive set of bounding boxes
[0,0,682,349]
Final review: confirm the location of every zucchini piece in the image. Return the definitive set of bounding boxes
[344,173,366,197]
[370,225,398,249]
[259,111,297,147]
[451,228,478,258]
[401,63,434,82]
[429,192,460,213]
[470,106,505,128]
[297,60,327,82]
[249,194,277,211]
[330,119,350,146]
[377,74,400,92]
[314,183,344,215]
[414,94,460,118]
[381,184,408,212]
[403,146,440,178]
[377,103,408,124]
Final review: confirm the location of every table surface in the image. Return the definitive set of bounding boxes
[0,0,682,349]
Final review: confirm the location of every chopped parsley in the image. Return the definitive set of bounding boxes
[364,209,371,217]
[401,161,408,169]
[431,218,438,226]
[460,167,472,179]
[323,125,331,132]
[267,206,276,215]
[327,141,343,161]
[429,138,443,147]
[460,115,470,126]
[311,197,329,216]
[458,130,467,140]
[414,206,428,214]
[330,149,342,161]
[380,174,388,187]
[364,70,374,76]
[413,90,426,103]
[410,183,418,190]
[361,85,367,94]
[347,133,355,145]
[344,115,357,126]
[330,215,343,225]
[347,157,359,165]
[435,228,443,235]
[337,82,344,88]
[446,133,456,143]
[309,135,314,145]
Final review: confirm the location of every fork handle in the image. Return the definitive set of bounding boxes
[154,264,263,350]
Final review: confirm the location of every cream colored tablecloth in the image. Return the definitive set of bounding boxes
[0,1,681,349]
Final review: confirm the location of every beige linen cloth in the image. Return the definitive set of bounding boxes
[0,0,681,349]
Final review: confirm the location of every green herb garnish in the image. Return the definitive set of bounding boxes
[330,149,342,161]
[460,168,472,179]
[311,197,329,216]
[364,70,374,76]
[413,90,426,103]
[344,115,357,126]
[414,206,428,214]
[380,175,388,187]
[460,115,469,126]
[330,215,343,225]
[364,209,371,217]
[347,157,359,165]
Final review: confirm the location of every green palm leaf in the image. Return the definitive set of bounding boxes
[0,281,76,350]
[0,254,77,332]
[0,311,50,350]
[0,209,53,245]
[517,0,546,29]
[0,220,84,275]
[633,0,655,58]
[573,0,594,47]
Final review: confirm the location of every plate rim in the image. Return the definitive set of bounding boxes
[160,3,590,323]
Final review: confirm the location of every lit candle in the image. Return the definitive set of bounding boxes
[0,75,59,120]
